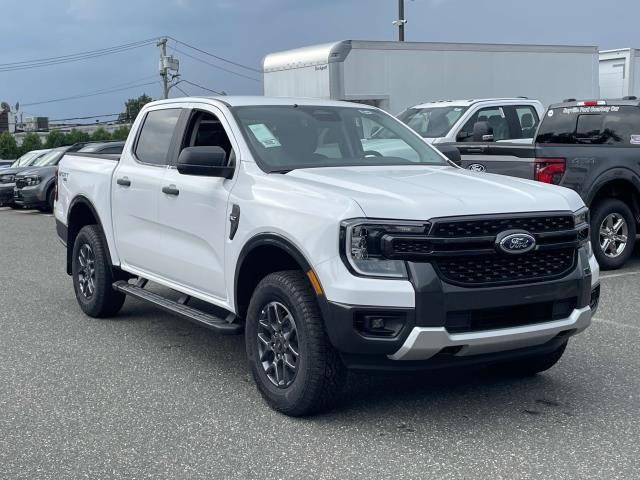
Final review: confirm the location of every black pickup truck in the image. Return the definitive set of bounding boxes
[447,98,640,270]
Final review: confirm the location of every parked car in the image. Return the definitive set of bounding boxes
[13,144,87,211]
[0,149,50,207]
[452,97,640,269]
[56,97,599,416]
[0,160,13,168]
[395,98,544,144]
[76,141,125,155]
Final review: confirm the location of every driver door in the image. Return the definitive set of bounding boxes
[155,105,238,300]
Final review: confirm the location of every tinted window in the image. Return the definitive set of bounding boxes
[537,106,640,145]
[458,107,510,142]
[135,109,181,165]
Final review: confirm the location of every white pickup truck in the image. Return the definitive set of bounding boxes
[55,96,599,416]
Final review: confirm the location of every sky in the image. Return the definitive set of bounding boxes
[1,0,639,121]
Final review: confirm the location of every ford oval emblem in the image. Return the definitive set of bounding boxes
[468,163,486,172]
[496,231,536,255]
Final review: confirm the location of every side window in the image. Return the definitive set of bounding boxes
[513,106,540,139]
[181,110,234,164]
[457,107,510,142]
[135,109,181,165]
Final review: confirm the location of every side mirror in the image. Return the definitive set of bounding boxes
[472,121,494,142]
[435,145,461,165]
[177,146,234,178]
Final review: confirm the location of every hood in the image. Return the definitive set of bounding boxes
[0,166,35,176]
[286,165,584,220]
[16,165,56,178]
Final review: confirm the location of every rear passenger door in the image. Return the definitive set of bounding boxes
[112,106,183,275]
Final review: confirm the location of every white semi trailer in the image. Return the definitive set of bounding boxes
[599,48,640,99]
[263,40,600,112]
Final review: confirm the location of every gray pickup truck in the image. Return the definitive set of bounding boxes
[447,98,640,270]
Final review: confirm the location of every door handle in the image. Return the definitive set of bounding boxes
[465,148,484,154]
[162,185,180,196]
[116,177,131,187]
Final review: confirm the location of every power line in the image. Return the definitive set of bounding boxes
[0,38,157,73]
[172,84,191,97]
[180,79,224,95]
[168,36,261,73]
[174,47,260,82]
[23,80,157,107]
[49,113,121,122]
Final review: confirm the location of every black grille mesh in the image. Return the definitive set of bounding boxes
[15,178,26,188]
[432,215,574,237]
[435,248,576,286]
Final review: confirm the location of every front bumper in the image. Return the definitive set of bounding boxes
[319,246,598,370]
[0,183,15,205]
[13,185,47,208]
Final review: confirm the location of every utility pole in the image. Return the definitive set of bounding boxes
[393,0,407,41]
[158,37,169,99]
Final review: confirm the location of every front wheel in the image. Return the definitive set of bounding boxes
[72,225,126,318]
[591,198,636,270]
[245,271,346,416]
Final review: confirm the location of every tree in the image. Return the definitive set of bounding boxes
[19,133,43,156]
[111,125,131,141]
[0,132,19,159]
[64,129,91,145]
[90,128,111,142]
[118,94,153,123]
[45,130,68,149]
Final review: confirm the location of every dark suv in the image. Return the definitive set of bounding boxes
[454,98,640,269]
[14,141,124,212]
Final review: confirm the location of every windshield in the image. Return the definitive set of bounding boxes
[33,150,65,167]
[396,106,468,138]
[232,105,447,172]
[12,151,40,167]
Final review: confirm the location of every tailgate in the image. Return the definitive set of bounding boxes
[450,143,536,179]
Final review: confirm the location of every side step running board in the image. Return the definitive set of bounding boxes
[113,280,242,335]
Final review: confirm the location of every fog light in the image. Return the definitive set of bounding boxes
[354,312,406,338]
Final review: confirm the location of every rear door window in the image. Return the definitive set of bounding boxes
[135,108,182,165]
[536,105,640,145]
[514,106,539,139]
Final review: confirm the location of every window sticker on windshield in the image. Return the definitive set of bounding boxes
[631,135,640,145]
[248,124,281,148]
[547,110,554,117]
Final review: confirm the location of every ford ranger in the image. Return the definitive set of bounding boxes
[55,96,599,416]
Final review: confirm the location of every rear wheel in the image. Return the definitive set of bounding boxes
[245,270,346,416]
[492,341,567,376]
[72,225,126,318]
[591,198,636,270]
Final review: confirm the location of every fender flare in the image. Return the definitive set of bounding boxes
[234,233,314,313]
[586,167,640,207]
[65,195,113,274]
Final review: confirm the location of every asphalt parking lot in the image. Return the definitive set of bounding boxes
[1,207,639,480]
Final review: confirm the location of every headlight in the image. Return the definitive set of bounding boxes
[23,175,41,186]
[0,174,15,183]
[341,219,429,279]
[574,207,589,227]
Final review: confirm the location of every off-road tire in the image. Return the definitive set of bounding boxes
[72,225,126,318]
[245,270,347,416]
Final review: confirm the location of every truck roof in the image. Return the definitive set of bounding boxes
[146,96,378,109]
[410,98,541,109]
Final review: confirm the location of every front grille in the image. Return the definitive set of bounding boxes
[445,298,577,333]
[434,248,576,286]
[432,215,574,237]
[15,178,26,189]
